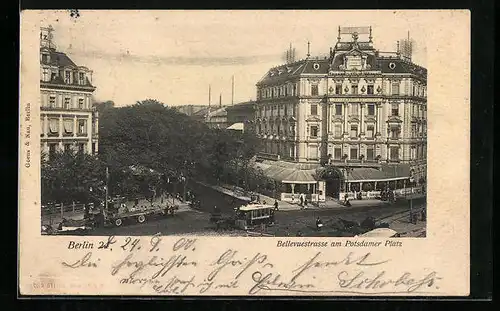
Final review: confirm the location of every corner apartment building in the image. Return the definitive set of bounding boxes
[39,26,98,159]
[254,27,427,200]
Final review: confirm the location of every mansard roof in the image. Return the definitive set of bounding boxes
[41,48,78,68]
[377,57,427,81]
[256,57,330,86]
[257,39,427,85]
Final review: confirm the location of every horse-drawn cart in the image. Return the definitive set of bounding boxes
[103,204,178,227]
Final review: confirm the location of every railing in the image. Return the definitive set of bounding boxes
[281,193,321,203]
[41,202,86,216]
[257,152,280,161]
[339,186,425,201]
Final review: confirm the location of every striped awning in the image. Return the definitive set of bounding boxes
[227,123,244,131]
[345,164,410,182]
[254,161,319,184]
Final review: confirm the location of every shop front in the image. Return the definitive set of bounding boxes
[253,160,325,203]
[336,163,418,200]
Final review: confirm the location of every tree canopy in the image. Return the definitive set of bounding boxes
[41,99,264,204]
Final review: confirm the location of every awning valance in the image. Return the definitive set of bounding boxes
[254,161,319,184]
[345,164,411,182]
[227,123,244,131]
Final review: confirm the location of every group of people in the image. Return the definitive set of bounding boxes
[291,193,309,209]
[380,188,396,202]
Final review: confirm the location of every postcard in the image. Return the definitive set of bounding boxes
[19,9,470,296]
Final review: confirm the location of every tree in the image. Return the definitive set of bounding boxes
[41,151,106,204]
[93,100,115,113]
[42,98,263,203]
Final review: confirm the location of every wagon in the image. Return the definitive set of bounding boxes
[103,204,178,227]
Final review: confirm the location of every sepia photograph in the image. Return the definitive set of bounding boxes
[19,10,470,296]
[38,12,427,238]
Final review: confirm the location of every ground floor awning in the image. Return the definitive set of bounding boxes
[226,122,244,131]
[253,160,319,184]
[346,164,411,182]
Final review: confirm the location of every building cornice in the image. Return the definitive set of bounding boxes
[41,82,96,92]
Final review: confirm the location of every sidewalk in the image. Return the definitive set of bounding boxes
[216,184,399,212]
[375,206,427,237]
[41,195,187,226]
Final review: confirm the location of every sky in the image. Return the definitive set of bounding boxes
[36,10,428,107]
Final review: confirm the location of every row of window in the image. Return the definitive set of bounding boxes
[43,95,88,110]
[259,80,426,99]
[257,104,296,118]
[257,102,426,120]
[259,84,298,99]
[41,118,88,136]
[41,66,88,86]
[257,124,296,136]
[261,143,426,161]
[46,142,97,158]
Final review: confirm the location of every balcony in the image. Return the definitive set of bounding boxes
[77,132,88,137]
[41,106,95,113]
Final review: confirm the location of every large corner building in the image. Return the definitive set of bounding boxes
[39,26,98,159]
[253,26,427,201]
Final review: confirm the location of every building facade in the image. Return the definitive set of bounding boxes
[254,27,427,200]
[205,106,229,129]
[226,101,256,133]
[39,26,98,159]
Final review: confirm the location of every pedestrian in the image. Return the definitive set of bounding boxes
[274,200,279,211]
[316,217,323,231]
[83,205,89,219]
[304,197,308,208]
[270,209,275,224]
[421,209,426,221]
[299,194,304,207]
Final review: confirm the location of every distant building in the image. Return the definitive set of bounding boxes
[205,107,229,129]
[226,101,257,133]
[254,26,427,201]
[39,26,98,159]
[175,105,209,117]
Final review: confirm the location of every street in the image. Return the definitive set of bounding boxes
[87,199,424,237]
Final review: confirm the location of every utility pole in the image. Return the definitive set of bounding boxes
[219,93,222,108]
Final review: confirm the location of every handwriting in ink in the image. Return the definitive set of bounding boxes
[337,270,442,292]
[110,253,197,279]
[249,271,315,295]
[207,249,271,282]
[152,275,196,294]
[149,234,162,252]
[290,252,390,283]
[97,236,117,249]
[172,238,197,252]
[61,252,100,268]
[121,237,141,252]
